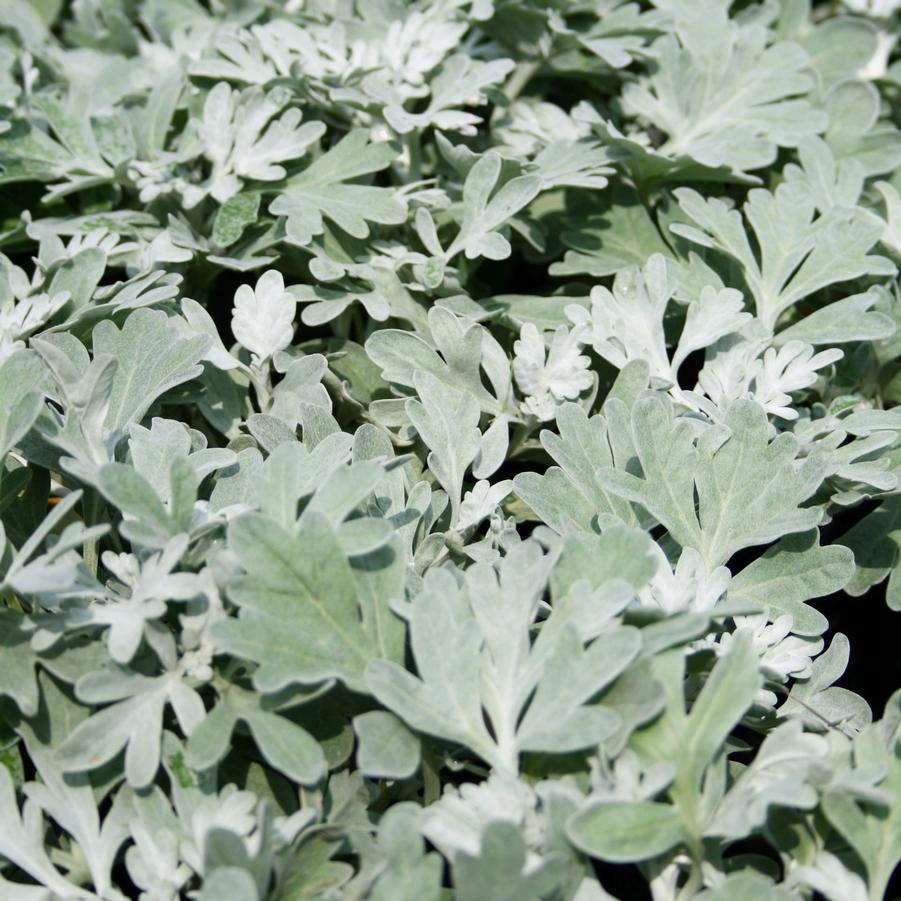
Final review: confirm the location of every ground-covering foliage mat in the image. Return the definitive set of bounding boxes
[0,0,900,899]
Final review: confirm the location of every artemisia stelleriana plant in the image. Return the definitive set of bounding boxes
[0,1,899,898]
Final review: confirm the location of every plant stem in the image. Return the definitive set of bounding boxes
[503,61,540,107]
[81,488,104,577]
[507,420,536,457]
[422,747,442,805]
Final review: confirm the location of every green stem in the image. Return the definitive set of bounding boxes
[405,132,423,183]
[422,746,442,805]
[499,61,540,111]
[674,861,702,901]
[507,420,536,458]
[81,488,104,577]
[250,361,273,413]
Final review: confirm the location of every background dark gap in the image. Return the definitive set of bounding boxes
[817,501,901,716]
[593,860,653,900]
[676,347,705,390]
[474,254,558,297]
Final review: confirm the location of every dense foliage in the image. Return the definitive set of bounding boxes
[0,0,900,898]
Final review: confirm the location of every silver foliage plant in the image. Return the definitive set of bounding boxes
[0,0,900,898]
